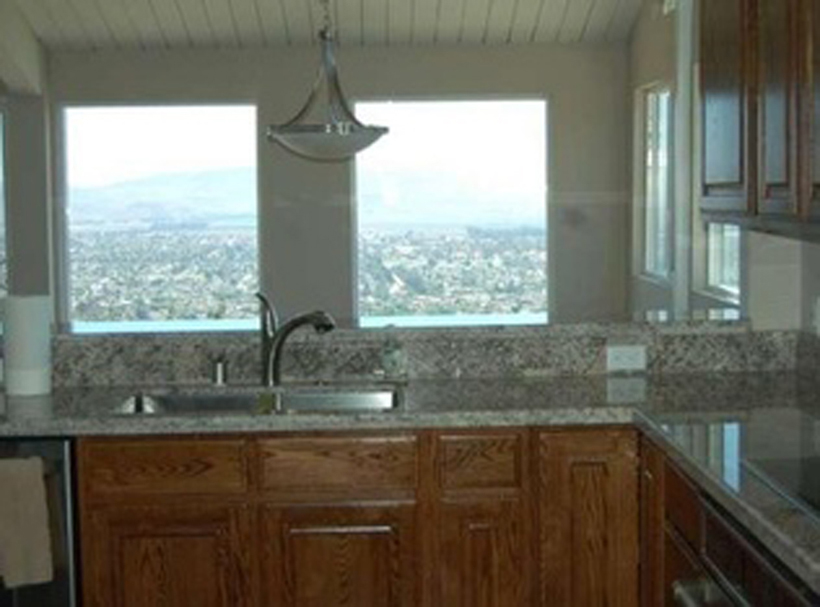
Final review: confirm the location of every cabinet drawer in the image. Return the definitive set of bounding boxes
[258,435,417,495]
[439,432,524,491]
[79,438,248,499]
[665,460,702,549]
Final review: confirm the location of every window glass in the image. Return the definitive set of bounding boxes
[643,88,673,278]
[65,106,257,332]
[0,111,6,298]
[707,223,741,298]
[355,100,548,328]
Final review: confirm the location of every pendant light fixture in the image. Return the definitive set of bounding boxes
[266,0,388,162]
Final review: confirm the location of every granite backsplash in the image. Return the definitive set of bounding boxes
[51,321,806,387]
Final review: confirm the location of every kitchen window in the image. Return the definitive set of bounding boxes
[639,86,673,279]
[63,105,258,332]
[0,109,7,300]
[354,100,548,328]
[706,223,741,300]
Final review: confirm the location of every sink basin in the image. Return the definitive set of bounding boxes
[118,383,402,416]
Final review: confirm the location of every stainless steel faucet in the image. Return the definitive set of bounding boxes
[255,292,336,387]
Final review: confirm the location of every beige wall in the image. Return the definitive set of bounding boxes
[47,43,631,326]
[0,0,44,94]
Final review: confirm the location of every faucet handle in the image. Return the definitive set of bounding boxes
[212,357,228,387]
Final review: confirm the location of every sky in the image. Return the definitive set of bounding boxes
[65,105,257,188]
[64,100,549,227]
[356,99,548,227]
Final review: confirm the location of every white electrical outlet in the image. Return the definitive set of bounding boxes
[606,345,647,373]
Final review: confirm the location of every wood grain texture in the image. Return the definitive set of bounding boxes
[438,499,532,607]
[258,435,417,497]
[538,427,639,607]
[439,433,522,492]
[79,438,248,499]
[664,460,702,551]
[261,504,417,607]
[82,503,254,607]
[639,437,666,607]
[663,523,708,607]
[807,0,820,216]
[757,0,800,215]
[700,0,757,212]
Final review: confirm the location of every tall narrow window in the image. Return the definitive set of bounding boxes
[0,110,7,298]
[642,87,673,278]
[707,223,741,299]
[65,106,258,332]
[355,100,548,328]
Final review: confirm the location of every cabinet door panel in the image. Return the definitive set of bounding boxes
[811,0,820,215]
[640,439,665,607]
[82,504,253,607]
[538,429,639,607]
[758,0,799,214]
[261,504,417,607]
[438,499,531,607]
[701,0,755,212]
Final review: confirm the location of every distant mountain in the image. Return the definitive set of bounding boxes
[68,166,545,230]
[69,168,256,226]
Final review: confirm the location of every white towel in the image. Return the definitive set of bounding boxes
[0,457,54,588]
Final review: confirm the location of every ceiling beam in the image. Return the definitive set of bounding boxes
[0,0,44,94]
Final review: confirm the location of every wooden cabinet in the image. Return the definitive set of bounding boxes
[640,438,665,607]
[699,0,820,233]
[434,431,532,607]
[639,435,818,606]
[700,0,757,213]
[538,428,639,607]
[757,0,801,216]
[76,427,648,607]
[81,503,255,607]
[260,504,417,607]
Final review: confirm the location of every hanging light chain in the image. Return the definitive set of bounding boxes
[319,0,333,35]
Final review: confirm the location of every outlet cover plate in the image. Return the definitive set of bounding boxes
[606,345,647,373]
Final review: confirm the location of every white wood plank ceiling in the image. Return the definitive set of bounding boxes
[9,0,644,51]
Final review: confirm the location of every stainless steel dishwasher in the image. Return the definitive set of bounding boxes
[0,439,77,607]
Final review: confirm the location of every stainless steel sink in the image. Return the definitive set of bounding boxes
[118,383,402,416]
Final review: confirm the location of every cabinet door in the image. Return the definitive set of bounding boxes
[758,0,801,215]
[82,503,254,607]
[438,499,530,607]
[260,504,417,607]
[434,430,533,607]
[538,428,639,607]
[808,0,820,217]
[640,439,666,607]
[701,0,756,213]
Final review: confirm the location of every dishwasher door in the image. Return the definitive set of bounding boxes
[0,439,77,607]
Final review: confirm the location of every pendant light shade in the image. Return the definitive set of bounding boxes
[267,17,388,162]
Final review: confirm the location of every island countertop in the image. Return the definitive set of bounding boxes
[1,371,819,594]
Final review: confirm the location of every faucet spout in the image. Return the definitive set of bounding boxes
[256,292,280,386]
[268,310,336,387]
[255,292,336,388]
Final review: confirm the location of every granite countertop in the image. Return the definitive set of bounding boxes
[1,371,819,594]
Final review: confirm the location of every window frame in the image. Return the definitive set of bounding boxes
[633,82,675,283]
[704,222,742,303]
[53,101,260,334]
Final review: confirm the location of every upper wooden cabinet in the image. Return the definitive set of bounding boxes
[700,0,757,213]
[757,0,800,215]
[700,0,820,230]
